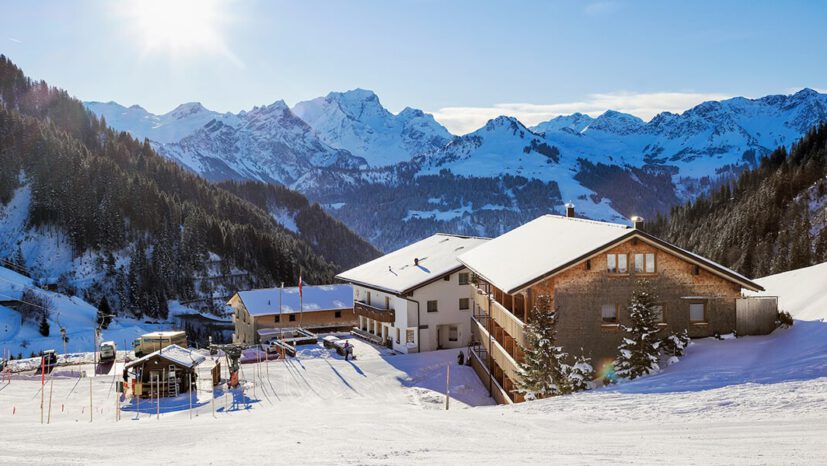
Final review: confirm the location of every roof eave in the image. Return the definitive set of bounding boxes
[500,230,763,294]
[337,264,467,297]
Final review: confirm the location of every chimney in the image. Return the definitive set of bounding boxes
[414,258,419,266]
[632,216,645,230]
[565,202,575,218]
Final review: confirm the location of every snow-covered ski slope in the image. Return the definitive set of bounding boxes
[1,263,826,464]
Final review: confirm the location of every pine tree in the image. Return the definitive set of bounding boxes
[97,296,113,330]
[614,280,662,380]
[568,353,595,392]
[517,294,572,399]
[38,313,50,337]
[660,329,690,365]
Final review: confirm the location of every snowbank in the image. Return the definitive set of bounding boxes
[750,262,827,321]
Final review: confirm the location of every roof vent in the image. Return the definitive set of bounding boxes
[565,202,575,218]
[632,216,645,230]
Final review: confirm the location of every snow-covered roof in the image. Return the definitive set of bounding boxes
[458,214,763,294]
[125,344,205,369]
[459,215,631,294]
[236,284,353,317]
[336,233,489,294]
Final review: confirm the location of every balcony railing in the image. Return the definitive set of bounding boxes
[354,301,396,323]
[471,314,522,384]
[469,346,513,405]
[471,284,526,348]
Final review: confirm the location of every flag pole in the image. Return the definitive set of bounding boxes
[299,268,303,329]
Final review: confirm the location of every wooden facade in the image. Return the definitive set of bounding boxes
[468,231,767,404]
[231,294,356,345]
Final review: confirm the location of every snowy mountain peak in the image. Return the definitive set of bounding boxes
[168,102,209,119]
[588,110,645,134]
[293,90,451,166]
[483,115,534,136]
[532,112,595,134]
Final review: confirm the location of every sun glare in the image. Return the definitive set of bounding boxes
[120,0,237,63]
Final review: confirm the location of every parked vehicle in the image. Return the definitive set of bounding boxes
[99,341,117,361]
[132,331,187,357]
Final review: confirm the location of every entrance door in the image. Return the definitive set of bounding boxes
[437,327,442,349]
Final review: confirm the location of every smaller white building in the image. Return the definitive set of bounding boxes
[336,233,489,353]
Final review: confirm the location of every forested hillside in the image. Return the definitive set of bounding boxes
[0,55,374,319]
[649,123,827,278]
[216,180,379,267]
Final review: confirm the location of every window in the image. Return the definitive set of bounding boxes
[385,296,390,309]
[601,304,619,323]
[652,304,665,323]
[367,291,371,306]
[443,274,451,281]
[335,311,342,319]
[427,300,438,313]
[634,253,644,273]
[607,254,628,273]
[289,314,296,322]
[459,298,470,310]
[274,315,280,323]
[449,326,458,342]
[646,253,655,273]
[458,273,470,285]
[689,302,706,323]
[406,329,415,344]
[396,328,401,344]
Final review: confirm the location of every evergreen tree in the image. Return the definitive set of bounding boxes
[660,329,690,362]
[97,296,113,330]
[614,280,662,380]
[517,294,571,399]
[38,313,50,337]
[568,353,595,392]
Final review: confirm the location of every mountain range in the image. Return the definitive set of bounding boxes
[87,88,827,251]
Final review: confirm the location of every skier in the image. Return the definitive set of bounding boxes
[343,341,350,361]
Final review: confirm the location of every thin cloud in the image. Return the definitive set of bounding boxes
[7,37,22,44]
[431,91,734,135]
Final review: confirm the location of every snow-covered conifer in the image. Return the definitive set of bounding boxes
[614,280,661,380]
[517,293,571,399]
[568,353,595,392]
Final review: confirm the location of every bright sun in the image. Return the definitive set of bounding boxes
[121,0,235,62]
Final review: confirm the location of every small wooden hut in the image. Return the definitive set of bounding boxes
[124,344,206,398]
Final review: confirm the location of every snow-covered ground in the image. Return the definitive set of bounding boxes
[1,264,826,464]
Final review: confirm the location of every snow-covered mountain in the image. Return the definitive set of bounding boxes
[87,88,827,251]
[84,101,238,144]
[292,89,452,166]
[160,101,367,184]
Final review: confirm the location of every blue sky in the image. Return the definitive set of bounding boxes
[2,0,826,133]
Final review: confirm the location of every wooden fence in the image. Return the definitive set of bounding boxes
[736,296,778,336]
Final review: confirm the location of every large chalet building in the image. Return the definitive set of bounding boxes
[457,210,768,404]
[336,233,489,353]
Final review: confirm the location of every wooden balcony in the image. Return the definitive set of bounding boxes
[354,301,396,323]
[472,284,526,348]
[471,314,522,384]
